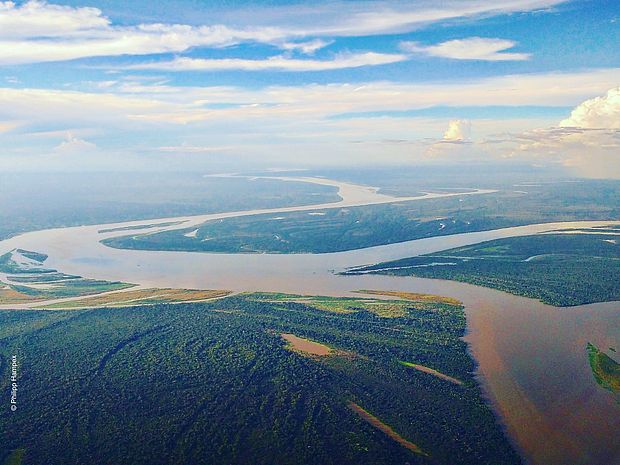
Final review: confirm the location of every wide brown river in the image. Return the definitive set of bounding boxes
[1,177,618,465]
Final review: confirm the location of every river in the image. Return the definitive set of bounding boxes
[0,176,618,465]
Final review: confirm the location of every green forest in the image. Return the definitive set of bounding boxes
[0,172,339,241]
[0,293,520,465]
[103,181,620,254]
[347,232,620,306]
[587,343,620,399]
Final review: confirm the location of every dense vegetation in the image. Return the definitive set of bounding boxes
[0,249,131,305]
[309,164,567,194]
[0,172,339,240]
[347,232,620,306]
[587,343,620,399]
[103,180,620,254]
[0,293,520,465]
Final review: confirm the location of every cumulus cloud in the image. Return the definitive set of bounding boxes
[443,119,472,141]
[559,87,620,128]
[510,127,620,177]
[495,87,620,177]
[130,52,408,72]
[401,37,530,61]
[1,70,619,170]
[424,119,474,157]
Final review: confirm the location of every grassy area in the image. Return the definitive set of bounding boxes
[6,273,80,284]
[0,250,53,274]
[399,361,464,385]
[356,290,462,306]
[37,288,231,309]
[0,249,229,309]
[0,293,519,465]
[587,343,620,398]
[0,249,133,306]
[346,233,620,306]
[347,402,428,456]
[248,292,458,318]
[102,180,620,254]
[0,281,134,306]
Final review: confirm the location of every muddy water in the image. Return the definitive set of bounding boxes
[0,177,618,465]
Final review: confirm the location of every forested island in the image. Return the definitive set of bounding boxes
[0,292,520,465]
[345,232,620,306]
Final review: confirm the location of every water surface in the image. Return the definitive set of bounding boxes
[0,178,618,465]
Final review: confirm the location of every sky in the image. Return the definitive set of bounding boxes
[0,0,619,176]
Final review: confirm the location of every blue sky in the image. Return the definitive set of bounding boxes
[0,0,619,175]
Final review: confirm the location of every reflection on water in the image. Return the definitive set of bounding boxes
[462,287,620,465]
[0,208,618,464]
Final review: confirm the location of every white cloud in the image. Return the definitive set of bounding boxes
[420,86,620,171]
[1,69,619,170]
[486,87,620,178]
[0,0,109,37]
[443,119,472,141]
[279,39,333,55]
[509,126,620,177]
[0,0,567,65]
[130,52,408,72]
[283,0,569,37]
[0,24,286,65]
[0,2,287,65]
[53,133,98,154]
[0,68,618,129]
[401,37,530,61]
[559,87,620,128]
[423,119,474,157]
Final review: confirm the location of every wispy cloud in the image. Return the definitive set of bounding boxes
[0,24,286,66]
[0,0,566,65]
[1,68,618,128]
[263,0,569,37]
[279,39,333,55]
[53,133,98,155]
[0,0,109,37]
[0,120,20,132]
[0,1,286,65]
[130,52,408,72]
[401,37,530,61]
[1,70,618,171]
[157,144,235,153]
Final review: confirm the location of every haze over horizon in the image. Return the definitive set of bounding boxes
[1,5,620,465]
[0,0,619,176]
